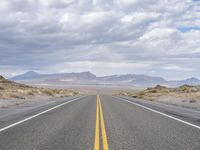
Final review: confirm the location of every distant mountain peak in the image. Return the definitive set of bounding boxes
[79,71,95,75]
[24,71,39,75]
[186,77,199,80]
[11,71,40,80]
[79,71,91,74]
[76,71,96,79]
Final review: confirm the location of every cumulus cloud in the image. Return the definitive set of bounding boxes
[0,0,199,79]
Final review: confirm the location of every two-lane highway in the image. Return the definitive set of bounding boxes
[0,95,200,150]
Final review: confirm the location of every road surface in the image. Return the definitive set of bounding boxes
[0,95,200,150]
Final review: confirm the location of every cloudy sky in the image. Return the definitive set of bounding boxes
[0,0,200,79]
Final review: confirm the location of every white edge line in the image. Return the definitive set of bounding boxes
[0,96,85,133]
[114,96,200,130]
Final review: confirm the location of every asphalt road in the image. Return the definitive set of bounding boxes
[0,95,200,150]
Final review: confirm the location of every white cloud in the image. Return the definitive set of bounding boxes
[163,64,193,72]
[121,12,160,25]
[0,0,200,79]
[46,61,156,76]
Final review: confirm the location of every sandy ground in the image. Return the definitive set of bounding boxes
[0,95,69,109]
[2,79,200,111]
[23,83,139,95]
[33,84,200,110]
[155,95,200,110]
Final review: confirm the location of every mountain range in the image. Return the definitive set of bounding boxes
[10,71,200,87]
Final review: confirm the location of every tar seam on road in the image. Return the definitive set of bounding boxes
[114,96,200,130]
[94,95,109,150]
[0,96,86,133]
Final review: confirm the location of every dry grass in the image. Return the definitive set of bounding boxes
[121,85,200,102]
[0,75,77,100]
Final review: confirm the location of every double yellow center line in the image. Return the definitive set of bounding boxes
[94,95,109,150]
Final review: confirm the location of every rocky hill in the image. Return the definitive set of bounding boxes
[0,75,76,100]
